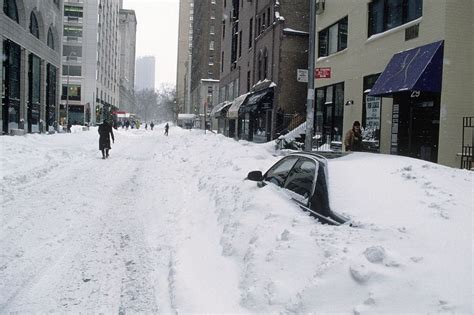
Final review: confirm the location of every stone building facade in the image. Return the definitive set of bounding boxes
[119,9,137,113]
[1,0,62,134]
[61,0,121,126]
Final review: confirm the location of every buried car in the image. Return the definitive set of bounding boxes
[247,152,348,225]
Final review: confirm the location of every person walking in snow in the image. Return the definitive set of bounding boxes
[164,123,169,136]
[344,120,363,152]
[150,121,154,130]
[98,121,115,159]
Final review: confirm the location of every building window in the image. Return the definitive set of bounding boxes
[64,5,83,18]
[209,40,215,50]
[61,84,81,101]
[267,7,271,27]
[222,20,226,39]
[257,52,262,81]
[30,12,40,39]
[362,74,382,150]
[318,16,348,57]
[368,0,422,36]
[316,82,345,145]
[3,0,18,23]
[238,30,242,58]
[221,51,224,72]
[47,28,55,50]
[62,65,82,76]
[263,49,268,79]
[63,45,82,57]
[248,18,253,48]
[46,64,57,128]
[247,71,251,92]
[64,25,83,37]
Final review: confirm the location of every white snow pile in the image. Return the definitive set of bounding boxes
[0,125,472,313]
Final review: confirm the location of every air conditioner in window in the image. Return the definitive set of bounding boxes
[316,0,325,15]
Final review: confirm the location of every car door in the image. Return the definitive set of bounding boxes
[282,157,318,205]
[263,156,299,187]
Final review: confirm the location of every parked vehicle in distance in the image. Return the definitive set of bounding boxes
[247,152,348,225]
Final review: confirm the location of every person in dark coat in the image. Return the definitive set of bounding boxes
[98,121,115,159]
[150,121,154,130]
[164,123,169,136]
[344,120,363,151]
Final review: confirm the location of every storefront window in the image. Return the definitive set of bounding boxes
[363,74,382,151]
[315,82,344,149]
[29,54,41,132]
[62,84,81,101]
[3,40,21,132]
[46,64,57,129]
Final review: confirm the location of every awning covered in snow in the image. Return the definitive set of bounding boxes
[227,93,251,119]
[210,101,231,118]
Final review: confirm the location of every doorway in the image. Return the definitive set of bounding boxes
[395,93,440,163]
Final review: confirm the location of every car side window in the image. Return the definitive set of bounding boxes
[283,158,317,200]
[264,156,299,187]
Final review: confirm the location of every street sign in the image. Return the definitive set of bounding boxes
[315,67,331,78]
[297,69,308,82]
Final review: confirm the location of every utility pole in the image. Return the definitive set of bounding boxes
[305,0,316,152]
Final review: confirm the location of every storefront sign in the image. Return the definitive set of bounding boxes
[297,69,308,83]
[315,67,331,78]
[366,96,381,131]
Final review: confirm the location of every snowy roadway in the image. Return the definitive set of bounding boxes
[0,125,472,313]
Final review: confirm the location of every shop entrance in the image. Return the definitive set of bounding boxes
[395,93,440,163]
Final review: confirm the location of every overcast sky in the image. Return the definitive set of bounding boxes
[122,0,180,90]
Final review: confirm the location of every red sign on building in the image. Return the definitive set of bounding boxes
[315,67,331,78]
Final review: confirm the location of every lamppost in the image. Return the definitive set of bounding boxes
[65,51,77,127]
[305,0,316,152]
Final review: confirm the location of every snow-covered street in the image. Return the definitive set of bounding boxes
[0,125,472,313]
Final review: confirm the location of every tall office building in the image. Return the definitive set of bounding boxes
[190,0,222,127]
[61,0,121,125]
[119,9,137,112]
[1,0,62,134]
[135,56,155,91]
[176,0,193,114]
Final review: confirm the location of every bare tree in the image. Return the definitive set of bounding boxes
[135,88,158,123]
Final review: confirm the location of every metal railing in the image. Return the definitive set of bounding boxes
[461,116,473,170]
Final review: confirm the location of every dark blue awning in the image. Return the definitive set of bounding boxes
[369,41,444,97]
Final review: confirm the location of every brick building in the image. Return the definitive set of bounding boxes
[218,0,309,142]
[190,0,222,128]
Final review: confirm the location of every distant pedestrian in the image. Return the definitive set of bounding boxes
[67,120,72,133]
[344,121,363,152]
[125,120,130,130]
[98,121,115,159]
[145,123,148,130]
[150,121,154,130]
[164,123,169,136]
